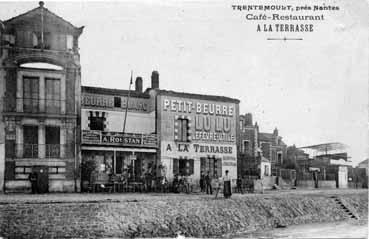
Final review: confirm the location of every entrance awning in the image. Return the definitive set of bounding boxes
[81,146,156,153]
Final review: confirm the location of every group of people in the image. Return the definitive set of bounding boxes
[200,170,232,198]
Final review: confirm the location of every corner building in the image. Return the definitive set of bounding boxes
[0,3,83,192]
[153,90,240,183]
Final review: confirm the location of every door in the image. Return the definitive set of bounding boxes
[33,166,49,193]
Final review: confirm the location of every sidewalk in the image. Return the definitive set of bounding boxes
[0,188,366,204]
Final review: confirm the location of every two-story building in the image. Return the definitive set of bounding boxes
[150,87,240,183]
[0,2,83,192]
[80,76,158,191]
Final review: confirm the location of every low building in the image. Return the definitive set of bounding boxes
[80,77,158,191]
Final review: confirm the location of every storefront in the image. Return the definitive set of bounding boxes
[80,86,158,191]
[156,90,240,184]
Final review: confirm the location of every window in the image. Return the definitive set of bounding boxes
[114,97,121,108]
[23,126,38,158]
[243,140,250,154]
[23,76,39,113]
[45,78,61,113]
[261,142,270,159]
[264,165,269,176]
[277,152,283,165]
[200,157,222,178]
[45,126,60,158]
[66,35,73,50]
[176,119,189,142]
[89,111,105,131]
[173,158,194,176]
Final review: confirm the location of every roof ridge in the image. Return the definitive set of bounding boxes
[4,4,82,33]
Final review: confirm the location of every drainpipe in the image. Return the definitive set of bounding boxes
[0,20,4,57]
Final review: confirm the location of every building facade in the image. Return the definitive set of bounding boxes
[80,80,158,191]
[0,2,83,192]
[153,89,240,183]
[238,113,286,177]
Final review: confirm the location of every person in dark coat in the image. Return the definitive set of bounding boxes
[172,174,180,193]
[223,170,232,199]
[236,175,243,194]
[200,172,205,193]
[205,171,212,194]
[28,172,38,194]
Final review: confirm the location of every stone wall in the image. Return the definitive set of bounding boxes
[0,192,367,238]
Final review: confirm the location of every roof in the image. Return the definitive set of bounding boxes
[358,159,368,166]
[259,132,274,142]
[260,156,270,163]
[155,89,240,104]
[299,142,348,152]
[3,2,83,35]
[82,86,150,99]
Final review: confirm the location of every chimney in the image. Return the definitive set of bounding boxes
[151,71,159,89]
[135,77,143,92]
[245,113,253,126]
[273,127,278,136]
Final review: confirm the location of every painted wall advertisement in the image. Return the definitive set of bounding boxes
[159,95,238,178]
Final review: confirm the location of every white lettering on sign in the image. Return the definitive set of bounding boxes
[163,98,234,117]
[82,94,148,112]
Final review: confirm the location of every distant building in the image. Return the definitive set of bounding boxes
[357,158,368,175]
[0,2,83,192]
[298,143,352,188]
[238,113,286,177]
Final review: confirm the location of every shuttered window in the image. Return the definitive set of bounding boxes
[200,157,222,177]
[23,76,39,113]
[45,78,61,113]
[173,158,194,176]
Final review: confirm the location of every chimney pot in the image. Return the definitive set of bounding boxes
[135,77,143,92]
[151,71,159,89]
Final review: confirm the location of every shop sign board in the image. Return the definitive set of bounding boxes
[82,93,149,113]
[82,130,157,148]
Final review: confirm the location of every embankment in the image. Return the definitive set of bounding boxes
[0,191,367,238]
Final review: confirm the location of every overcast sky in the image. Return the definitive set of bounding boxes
[1,1,368,165]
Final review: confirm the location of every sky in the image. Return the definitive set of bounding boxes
[1,1,368,165]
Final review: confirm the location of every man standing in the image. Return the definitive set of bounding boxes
[223,170,232,199]
[205,171,212,194]
[236,175,243,194]
[200,172,205,193]
[28,171,38,194]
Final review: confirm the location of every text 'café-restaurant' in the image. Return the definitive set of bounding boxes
[79,73,240,189]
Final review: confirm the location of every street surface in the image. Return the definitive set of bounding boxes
[233,220,368,239]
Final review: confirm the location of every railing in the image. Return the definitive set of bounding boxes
[45,144,60,158]
[23,98,39,113]
[2,97,64,114]
[82,130,158,148]
[45,99,61,114]
[16,144,75,158]
[23,144,39,158]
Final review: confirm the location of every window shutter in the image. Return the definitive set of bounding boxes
[217,158,222,177]
[173,158,179,176]
[189,159,194,175]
